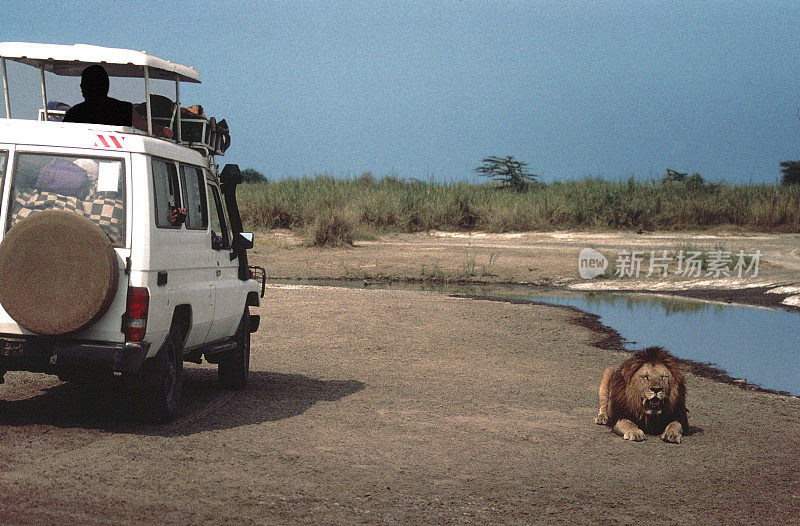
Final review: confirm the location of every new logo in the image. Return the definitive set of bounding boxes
[578,248,608,279]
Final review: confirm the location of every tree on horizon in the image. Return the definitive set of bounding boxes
[780,161,800,185]
[241,168,267,183]
[475,155,537,191]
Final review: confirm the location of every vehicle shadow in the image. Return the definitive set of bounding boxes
[0,368,365,436]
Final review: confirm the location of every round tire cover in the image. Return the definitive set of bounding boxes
[0,210,119,335]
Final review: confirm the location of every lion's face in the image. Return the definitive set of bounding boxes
[629,362,673,416]
[603,347,688,435]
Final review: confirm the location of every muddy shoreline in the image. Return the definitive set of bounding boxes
[648,285,798,311]
[274,274,800,312]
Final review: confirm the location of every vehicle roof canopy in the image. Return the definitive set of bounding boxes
[0,42,200,83]
[0,43,229,157]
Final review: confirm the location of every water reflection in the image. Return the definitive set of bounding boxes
[582,292,721,315]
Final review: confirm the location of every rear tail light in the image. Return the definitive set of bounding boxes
[125,287,149,342]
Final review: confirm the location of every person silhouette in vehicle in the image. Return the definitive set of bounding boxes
[63,65,133,126]
[64,65,173,138]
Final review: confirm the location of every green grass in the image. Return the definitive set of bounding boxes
[237,175,800,242]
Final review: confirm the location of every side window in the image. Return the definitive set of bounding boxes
[179,165,208,230]
[152,159,181,228]
[207,183,230,249]
[0,151,7,192]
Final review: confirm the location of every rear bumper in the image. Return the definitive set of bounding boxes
[0,336,150,374]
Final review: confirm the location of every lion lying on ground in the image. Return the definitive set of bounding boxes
[594,346,688,443]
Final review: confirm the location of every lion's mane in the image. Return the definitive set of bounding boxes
[607,347,688,434]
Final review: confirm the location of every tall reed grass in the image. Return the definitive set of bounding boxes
[236,176,800,238]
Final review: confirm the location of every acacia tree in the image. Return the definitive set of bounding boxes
[475,155,537,191]
[241,168,267,183]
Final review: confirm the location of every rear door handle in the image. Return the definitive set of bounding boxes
[216,269,222,277]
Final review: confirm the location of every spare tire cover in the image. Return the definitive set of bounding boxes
[0,210,119,335]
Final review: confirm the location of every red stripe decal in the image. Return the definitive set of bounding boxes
[109,136,123,148]
[97,135,110,148]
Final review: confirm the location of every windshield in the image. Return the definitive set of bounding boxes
[8,153,126,245]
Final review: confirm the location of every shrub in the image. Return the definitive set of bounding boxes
[307,209,354,246]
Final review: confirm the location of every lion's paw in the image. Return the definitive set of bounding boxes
[623,429,646,441]
[661,430,682,444]
[594,413,608,425]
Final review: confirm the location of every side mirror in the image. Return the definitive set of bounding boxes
[233,231,254,251]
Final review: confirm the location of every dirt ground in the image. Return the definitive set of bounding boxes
[254,229,800,308]
[1,231,799,524]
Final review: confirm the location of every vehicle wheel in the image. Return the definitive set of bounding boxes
[137,330,183,423]
[218,309,250,390]
[0,210,118,335]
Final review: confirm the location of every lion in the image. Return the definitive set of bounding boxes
[594,346,688,443]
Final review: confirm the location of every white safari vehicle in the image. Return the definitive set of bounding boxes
[0,43,264,422]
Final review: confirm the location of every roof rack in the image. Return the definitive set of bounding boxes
[0,42,226,156]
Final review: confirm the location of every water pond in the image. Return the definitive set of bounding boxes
[520,291,799,396]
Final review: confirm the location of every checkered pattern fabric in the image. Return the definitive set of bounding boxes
[12,191,36,222]
[12,190,124,244]
[14,190,83,220]
[83,194,125,243]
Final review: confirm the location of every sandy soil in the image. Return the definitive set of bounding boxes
[253,230,800,309]
[0,232,799,524]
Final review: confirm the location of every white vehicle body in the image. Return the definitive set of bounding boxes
[0,43,263,421]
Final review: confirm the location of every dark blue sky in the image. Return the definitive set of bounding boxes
[4,1,800,183]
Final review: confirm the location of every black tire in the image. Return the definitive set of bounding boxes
[218,309,250,390]
[137,330,184,423]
